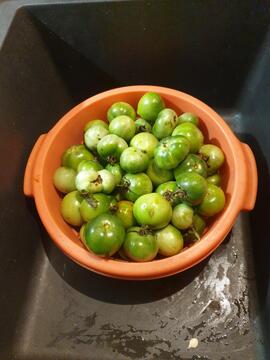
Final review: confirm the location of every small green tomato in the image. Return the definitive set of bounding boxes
[53,166,76,193]
[107,102,136,122]
[152,108,178,139]
[109,115,136,141]
[156,224,184,257]
[98,169,116,194]
[84,124,109,151]
[130,132,158,158]
[172,203,194,230]
[60,191,84,227]
[75,169,102,194]
[137,92,165,123]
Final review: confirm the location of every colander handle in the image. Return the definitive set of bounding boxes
[23,134,46,197]
[241,142,258,211]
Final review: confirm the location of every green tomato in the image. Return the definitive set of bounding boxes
[207,173,222,186]
[156,224,183,257]
[135,118,152,133]
[115,200,136,228]
[152,108,178,139]
[154,136,190,170]
[133,193,172,229]
[130,132,158,158]
[75,169,102,194]
[176,172,207,205]
[84,214,125,256]
[199,144,225,175]
[178,112,199,126]
[97,134,128,163]
[84,124,109,151]
[105,163,123,185]
[107,101,136,122]
[155,181,182,206]
[192,214,206,235]
[146,159,173,186]
[137,92,165,123]
[61,145,94,171]
[121,173,153,202]
[84,119,108,132]
[174,154,208,179]
[79,223,87,246]
[77,160,103,172]
[172,203,194,230]
[61,191,83,226]
[197,184,225,217]
[120,147,150,173]
[109,115,136,141]
[172,123,203,153]
[98,169,116,194]
[53,166,76,193]
[123,227,158,262]
[80,193,115,222]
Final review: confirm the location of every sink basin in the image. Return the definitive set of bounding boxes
[0,1,269,359]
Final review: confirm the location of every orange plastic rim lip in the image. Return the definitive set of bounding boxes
[32,85,251,280]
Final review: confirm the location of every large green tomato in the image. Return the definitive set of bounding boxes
[172,123,204,153]
[154,136,190,170]
[178,112,199,126]
[109,115,136,141]
[156,224,183,257]
[199,144,225,175]
[123,227,158,262]
[80,193,116,222]
[61,191,83,226]
[130,132,159,158]
[84,119,108,132]
[121,173,153,202]
[137,92,165,123]
[107,102,136,122]
[61,145,94,171]
[84,124,109,151]
[174,154,208,179]
[152,108,178,139]
[176,172,207,205]
[133,193,172,229]
[53,166,76,193]
[114,200,136,229]
[197,184,225,216]
[146,159,173,187]
[97,134,128,162]
[172,203,194,230]
[84,214,125,256]
[120,147,150,173]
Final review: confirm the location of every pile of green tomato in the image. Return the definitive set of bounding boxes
[53,92,225,262]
